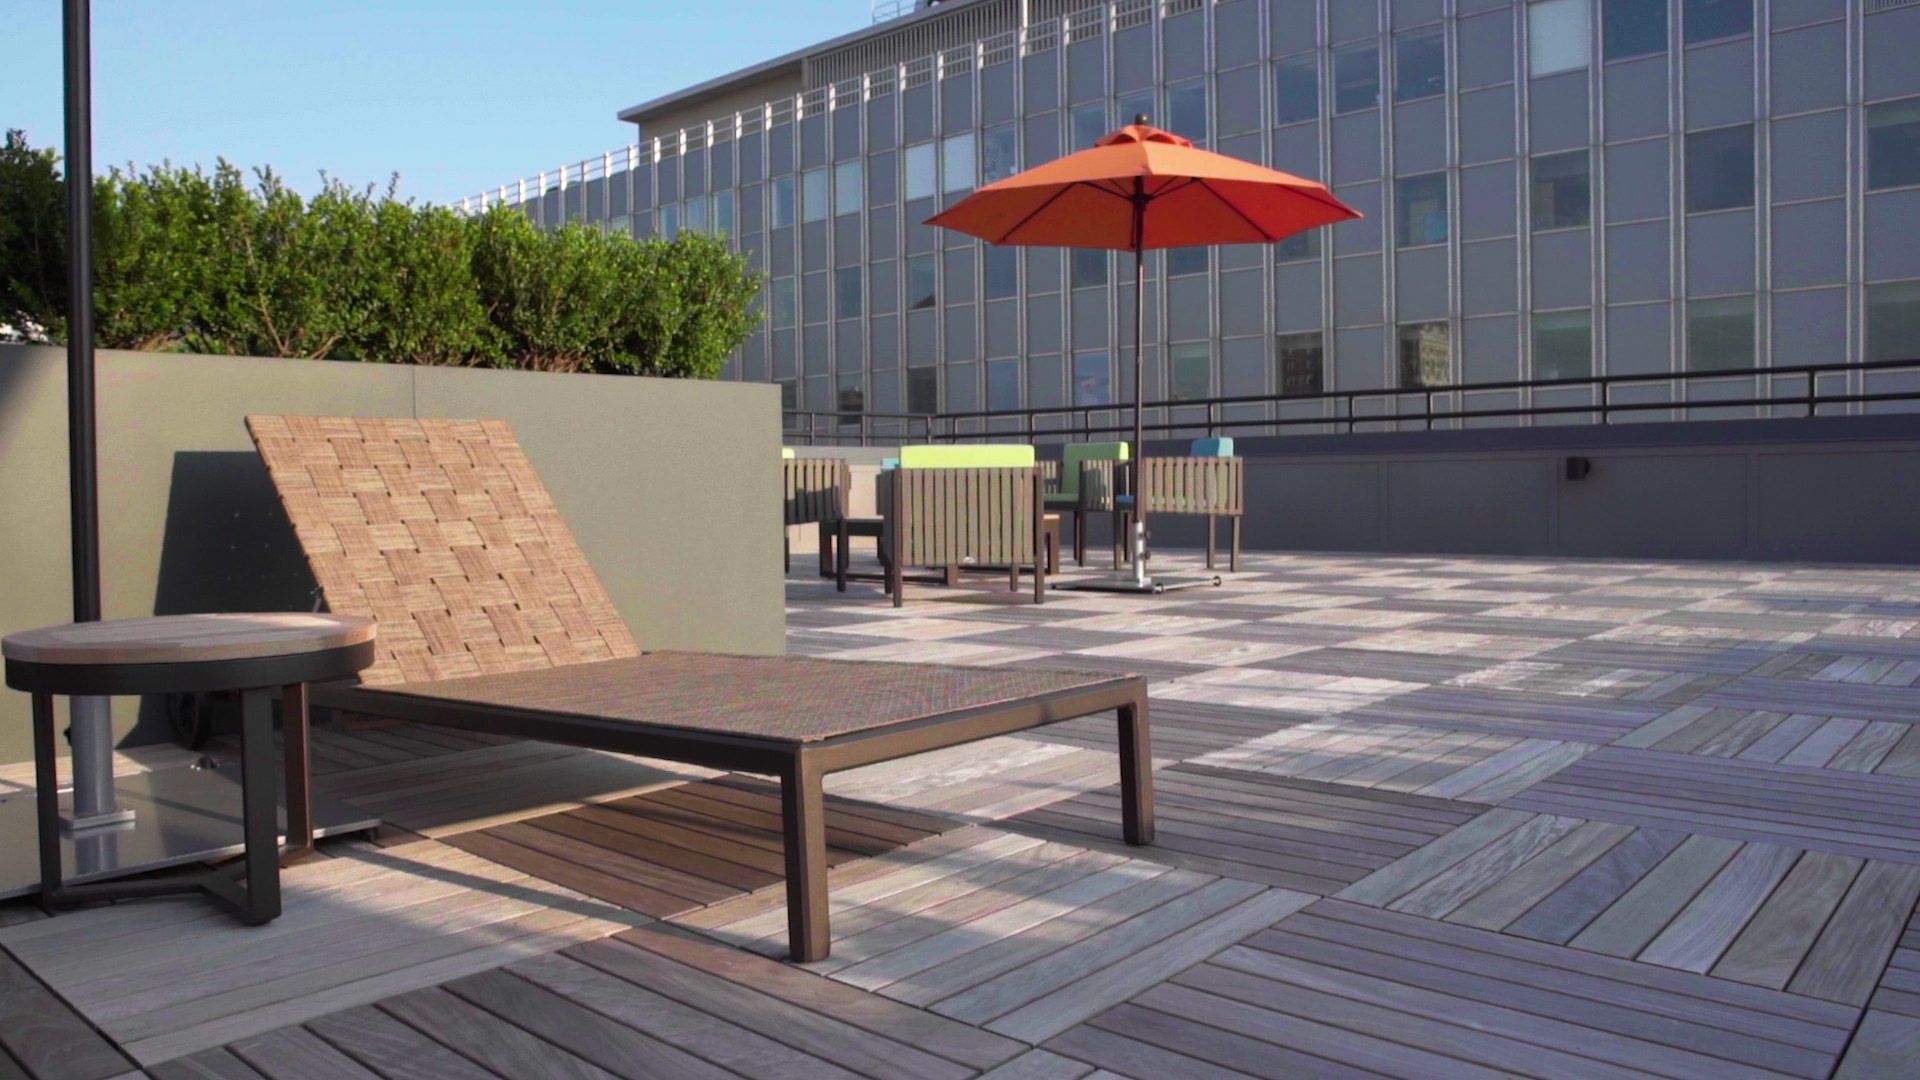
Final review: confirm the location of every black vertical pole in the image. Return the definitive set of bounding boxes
[64,0,101,625]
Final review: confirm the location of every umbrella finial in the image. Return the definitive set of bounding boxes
[1134,113,1150,126]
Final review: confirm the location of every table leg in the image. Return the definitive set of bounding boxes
[1117,692,1154,847]
[836,519,850,593]
[818,520,832,578]
[1206,516,1217,570]
[780,753,830,962]
[281,683,314,863]
[1230,516,1241,572]
[238,688,282,924]
[32,693,62,910]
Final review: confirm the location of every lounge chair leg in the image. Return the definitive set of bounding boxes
[1009,564,1019,592]
[1046,524,1060,576]
[1117,693,1154,846]
[836,520,850,593]
[785,535,791,575]
[818,521,833,578]
[1073,512,1086,567]
[1206,516,1216,570]
[1230,517,1241,573]
[238,688,282,924]
[781,754,830,963]
[282,683,313,863]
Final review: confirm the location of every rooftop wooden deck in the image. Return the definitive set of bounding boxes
[4,551,1919,1078]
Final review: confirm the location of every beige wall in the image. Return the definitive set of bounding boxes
[0,346,785,763]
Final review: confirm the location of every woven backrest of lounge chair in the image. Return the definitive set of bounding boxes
[247,415,640,686]
[880,466,1043,568]
[783,457,850,527]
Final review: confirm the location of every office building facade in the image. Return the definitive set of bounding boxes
[468,0,1920,427]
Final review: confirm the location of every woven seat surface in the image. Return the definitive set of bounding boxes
[350,651,1129,744]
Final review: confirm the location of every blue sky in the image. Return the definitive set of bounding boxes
[3,1,870,205]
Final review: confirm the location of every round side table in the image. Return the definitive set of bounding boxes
[3,613,375,925]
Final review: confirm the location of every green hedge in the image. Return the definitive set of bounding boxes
[1,130,760,377]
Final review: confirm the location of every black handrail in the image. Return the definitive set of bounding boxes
[780,358,1920,446]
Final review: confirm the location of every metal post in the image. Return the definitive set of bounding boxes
[62,0,126,830]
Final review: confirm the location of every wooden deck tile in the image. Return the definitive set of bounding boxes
[1196,718,1593,803]
[1043,899,1859,1080]
[444,774,957,919]
[1003,762,1483,894]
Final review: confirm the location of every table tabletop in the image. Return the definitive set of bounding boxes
[2,613,375,667]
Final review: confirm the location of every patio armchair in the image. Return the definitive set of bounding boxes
[1044,441,1131,568]
[246,416,1151,962]
[876,445,1052,607]
[1118,438,1246,571]
[781,452,851,575]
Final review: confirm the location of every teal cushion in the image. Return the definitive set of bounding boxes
[880,457,900,470]
[1190,437,1234,457]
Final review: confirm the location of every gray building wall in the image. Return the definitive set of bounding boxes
[489,0,1920,428]
[0,346,786,764]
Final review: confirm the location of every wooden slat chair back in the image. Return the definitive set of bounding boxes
[878,466,1047,606]
[246,416,640,687]
[1137,455,1246,572]
[782,458,850,527]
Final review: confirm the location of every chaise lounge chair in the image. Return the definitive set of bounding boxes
[247,416,1152,961]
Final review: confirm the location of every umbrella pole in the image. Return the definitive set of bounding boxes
[63,0,123,829]
[1130,236,1148,588]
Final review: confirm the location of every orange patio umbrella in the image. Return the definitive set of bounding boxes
[927,118,1360,591]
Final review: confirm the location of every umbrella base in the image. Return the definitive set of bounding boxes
[1052,573,1222,595]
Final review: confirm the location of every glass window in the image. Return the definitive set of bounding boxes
[771,177,795,227]
[1533,310,1593,379]
[1604,0,1667,60]
[834,160,862,216]
[660,203,681,240]
[1529,0,1591,78]
[942,133,976,193]
[1071,248,1108,288]
[1167,81,1208,144]
[770,278,796,329]
[1071,103,1108,150]
[835,267,862,321]
[1394,31,1446,103]
[984,244,1018,300]
[1274,54,1319,126]
[711,191,735,237]
[987,359,1021,410]
[1868,98,1920,191]
[907,367,938,414]
[1073,351,1111,406]
[685,197,708,233]
[1276,229,1321,263]
[778,379,798,413]
[1531,150,1591,229]
[1397,322,1452,387]
[1685,124,1754,212]
[1867,282,1920,363]
[610,215,631,237]
[837,373,864,415]
[1169,343,1210,400]
[904,143,937,201]
[1684,0,1750,45]
[1334,45,1380,113]
[1118,90,1156,131]
[982,124,1018,184]
[801,168,829,223]
[907,254,938,310]
[1686,295,1754,371]
[1277,332,1324,395]
[1395,173,1449,247]
[1167,248,1208,276]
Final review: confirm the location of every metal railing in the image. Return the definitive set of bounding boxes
[781,359,1920,446]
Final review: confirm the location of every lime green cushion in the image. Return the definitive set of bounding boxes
[897,444,1036,469]
[781,447,796,459]
[1059,441,1130,499]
